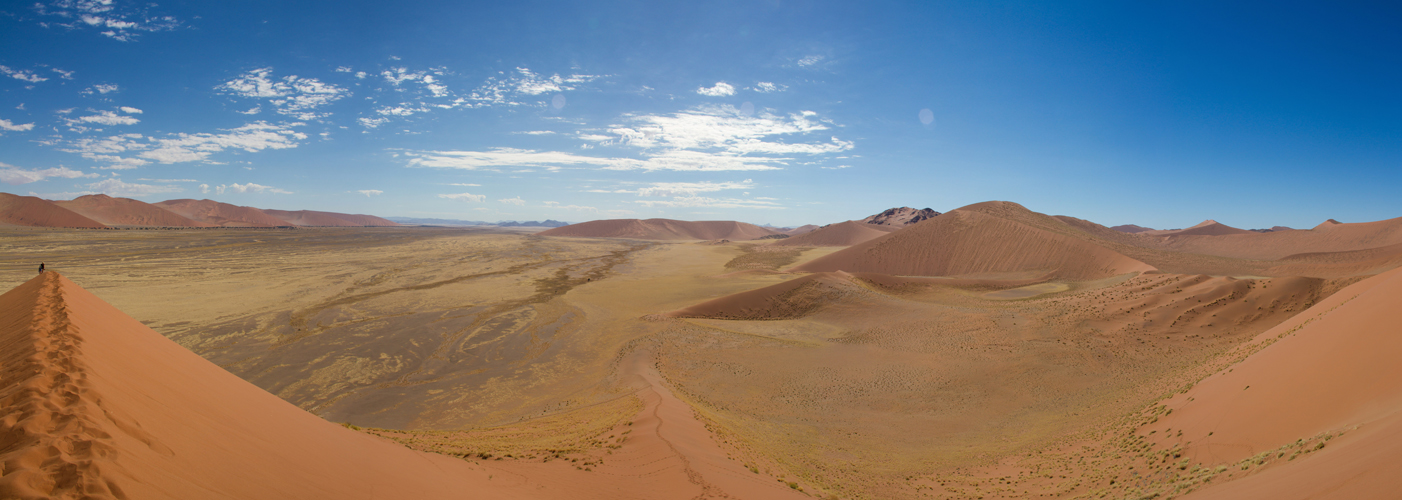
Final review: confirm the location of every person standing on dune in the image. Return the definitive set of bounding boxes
[38,263,44,274]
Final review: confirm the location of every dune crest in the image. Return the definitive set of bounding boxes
[769,220,898,247]
[56,194,208,227]
[154,199,292,227]
[0,193,106,229]
[795,203,1154,280]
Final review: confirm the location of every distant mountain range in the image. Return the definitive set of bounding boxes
[0,193,396,228]
[385,217,569,227]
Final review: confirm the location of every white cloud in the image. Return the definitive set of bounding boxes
[118,106,142,114]
[516,130,557,135]
[441,182,481,186]
[0,118,36,132]
[751,82,787,93]
[439,192,486,202]
[465,68,602,107]
[697,82,736,97]
[358,117,389,129]
[51,68,75,80]
[636,179,754,197]
[820,164,852,170]
[76,110,140,126]
[635,196,783,210]
[407,105,851,172]
[82,83,119,95]
[34,0,181,41]
[0,65,48,83]
[136,178,198,182]
[335,66,354,73]
[83,178,183,197]
[797,55,825,67]
[355,71,367,79]
[499,196,526,206]
[0,163,98,185]
[356,189,383,197]
[541,201,597,212]
[218,68,349,120]
[199,183,209,194]
[214,182,292,195]
[62,122,307,167]
[237,106,261,115]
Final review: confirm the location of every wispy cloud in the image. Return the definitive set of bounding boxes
[750,82,788,93]
[498,196,526,206]
[218,68,349,120]
[696,82,735,97]
[634,196,783,210]
[0,162,98,185]
[356,189,383,197]
[797,55,825,67]
[119,106,142,114]
[33,0,182,41]
[0,118,36,133]
[73,109,140,126]
[0,65,48,83]
[406,104,852,173]
[438,192,485,202]
[62,121,307,167]
[81,84,119,95]
[635,179,754,197]
[214,182,292,195]
[83,177,183,196]
[465,67,603,107]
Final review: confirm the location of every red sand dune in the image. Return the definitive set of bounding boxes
[667,271,864,320]
[540,218,781,240]
[55,194,208,227]
[794,202,1155,280]
[861,207,940,226]
[1111,224,1155,233]
[1141,219,1252,237]
[1138,266,1402,498]
[262,209,398,227]
[784,224,820,235]
[153,199,292,227]
[0,273,808,500]
[770,220,899,247]
[1139,216,1402,261]
[0,193,106,229]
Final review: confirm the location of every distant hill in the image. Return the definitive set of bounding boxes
[56,194,209,227]
[1111,224,1154,233]
[540,219,781,240]
[262,210,397,227]
[794,201,1154,280]
[862,207,940,226]
[770,220,899,247]
[154,199,296,227]
[498,220,569,227]
[0,193,107,228]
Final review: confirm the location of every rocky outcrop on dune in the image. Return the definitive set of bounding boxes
[55,194,208,227]
[0,193,107,229]
[1143,266,1402,498]
[262,209,398,227]
[154,199,292,227]
[539,218,781,240]
[769,220,899,247]
[862,207,940,227]
[794,201,1154,280]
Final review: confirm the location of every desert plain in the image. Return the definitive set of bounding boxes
[2,200,1402,499]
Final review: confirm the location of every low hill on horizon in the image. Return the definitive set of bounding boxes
[794,201,1155,280]
[0,193,107,229]
[56,194,209,227]
[539,218,781,240]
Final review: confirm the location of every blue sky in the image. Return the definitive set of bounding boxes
[0,1,1397,229]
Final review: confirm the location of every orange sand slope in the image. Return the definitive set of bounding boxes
[795,201,1154,280]
[55,194,209,227]
[154,199,293,227]
[0,273,806,500]
[0,193,106,229]
[1141,266,1402,498]
[540,218,781,240]
[261,209,398,227]
[784,224,820,235]
[1141,219,1252,237]
[769,220,899,247]
[1137,215,1402,261]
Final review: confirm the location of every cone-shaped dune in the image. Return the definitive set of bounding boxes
[540,218,780,240]
[0,193,106,229]
[793,202,1154,280]
[55,194,209,227]
[1141,266,1402,498]
[261,209,398,227]
[153,199,292,227]
[769,220,898,247]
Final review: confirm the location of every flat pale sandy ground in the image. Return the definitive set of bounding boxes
[0,227,1370,499]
